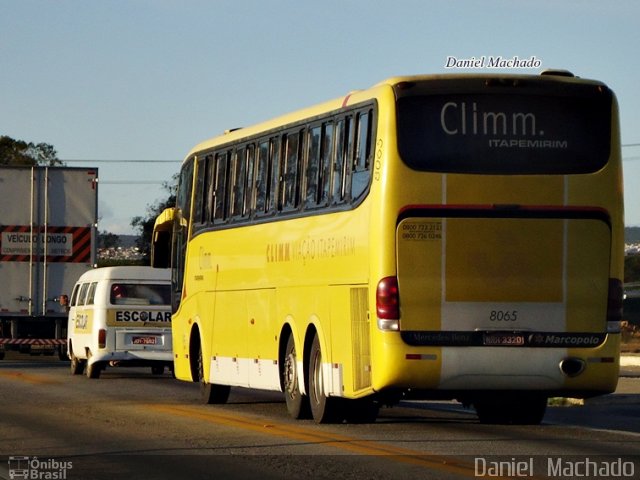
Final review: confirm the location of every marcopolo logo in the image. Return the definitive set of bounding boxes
[8,456,72,479]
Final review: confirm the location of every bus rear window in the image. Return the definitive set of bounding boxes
[110,283,171,306]
[395,82,612,174]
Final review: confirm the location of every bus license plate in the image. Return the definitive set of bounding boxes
[132,336,158,345]
[483,333,525,346]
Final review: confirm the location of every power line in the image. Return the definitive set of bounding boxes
[60,159,181,163]
[99,180,167,185]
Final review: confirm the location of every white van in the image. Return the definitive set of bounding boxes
[66,266,172,378]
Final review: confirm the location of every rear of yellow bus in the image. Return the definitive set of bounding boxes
[372,72,623,424]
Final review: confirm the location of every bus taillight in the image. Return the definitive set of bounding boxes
[607,278,623,333]
[98,329,107,349]
[376,276,400,331]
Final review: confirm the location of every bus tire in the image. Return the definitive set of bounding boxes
[474,394,547,425]
[308,334,341,424]
[283,335,310,419]
[198,343,230,404]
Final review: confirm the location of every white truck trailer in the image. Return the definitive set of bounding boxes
[0,166,98,358]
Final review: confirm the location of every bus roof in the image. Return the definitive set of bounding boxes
[183,71,608,165]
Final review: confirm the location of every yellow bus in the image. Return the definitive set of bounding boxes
[153,71,624,424]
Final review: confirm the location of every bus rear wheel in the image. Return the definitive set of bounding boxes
[198,344,230,405]
[283,335,310,419]
[308,335,341,424]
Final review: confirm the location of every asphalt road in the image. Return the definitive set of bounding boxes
[1,354,639,480]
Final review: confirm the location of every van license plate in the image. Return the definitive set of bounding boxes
[483,333,525,346]
[132,336,158,345]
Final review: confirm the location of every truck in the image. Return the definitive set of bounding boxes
[0,166,98,359]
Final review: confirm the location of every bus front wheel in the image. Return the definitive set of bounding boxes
[198,344,230,405]
[308,335,341,424]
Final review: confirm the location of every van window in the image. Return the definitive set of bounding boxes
[70,284,80,307]
[86,282,98,306]
[110,283,171,306]
[77,283,89,306]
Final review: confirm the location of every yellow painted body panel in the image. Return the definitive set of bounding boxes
[165,73,623,402]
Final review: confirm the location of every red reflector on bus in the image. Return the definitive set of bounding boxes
[376,276,399,319]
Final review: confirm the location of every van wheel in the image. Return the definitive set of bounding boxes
[198,344,230,404]
[283,335,310,419]
[86,353,102,379]
[70,354,85,375]
[308,335,341,423]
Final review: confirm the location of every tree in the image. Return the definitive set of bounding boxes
[0,135,62,166]
[131,175,177,263]
[98,231,121,249]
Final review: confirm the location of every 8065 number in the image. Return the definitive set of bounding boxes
[489,310,518,321]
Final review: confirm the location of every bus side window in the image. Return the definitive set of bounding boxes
[318,121,334,207]
[332,116,353,204]
[213,152,229,222]
[352,110,372,199]
[173,158,194,312]
[281,131,302,211]
[245,144,255,217]
[193,156,207,228]
[268,137,280,214]
[305,125,321,209]
[255,140,270,215]
[204,154,214,224]
[230,146,247,219]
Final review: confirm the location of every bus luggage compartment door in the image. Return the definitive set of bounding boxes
[396,215,611,337]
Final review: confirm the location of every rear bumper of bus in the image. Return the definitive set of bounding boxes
[371,331,620,399]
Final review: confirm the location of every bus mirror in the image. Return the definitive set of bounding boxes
[152,230,171,269]
[152,208,175,269]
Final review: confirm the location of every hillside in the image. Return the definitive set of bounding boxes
[627,227,640,244]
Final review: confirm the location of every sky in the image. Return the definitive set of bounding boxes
[2,0,640,235]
